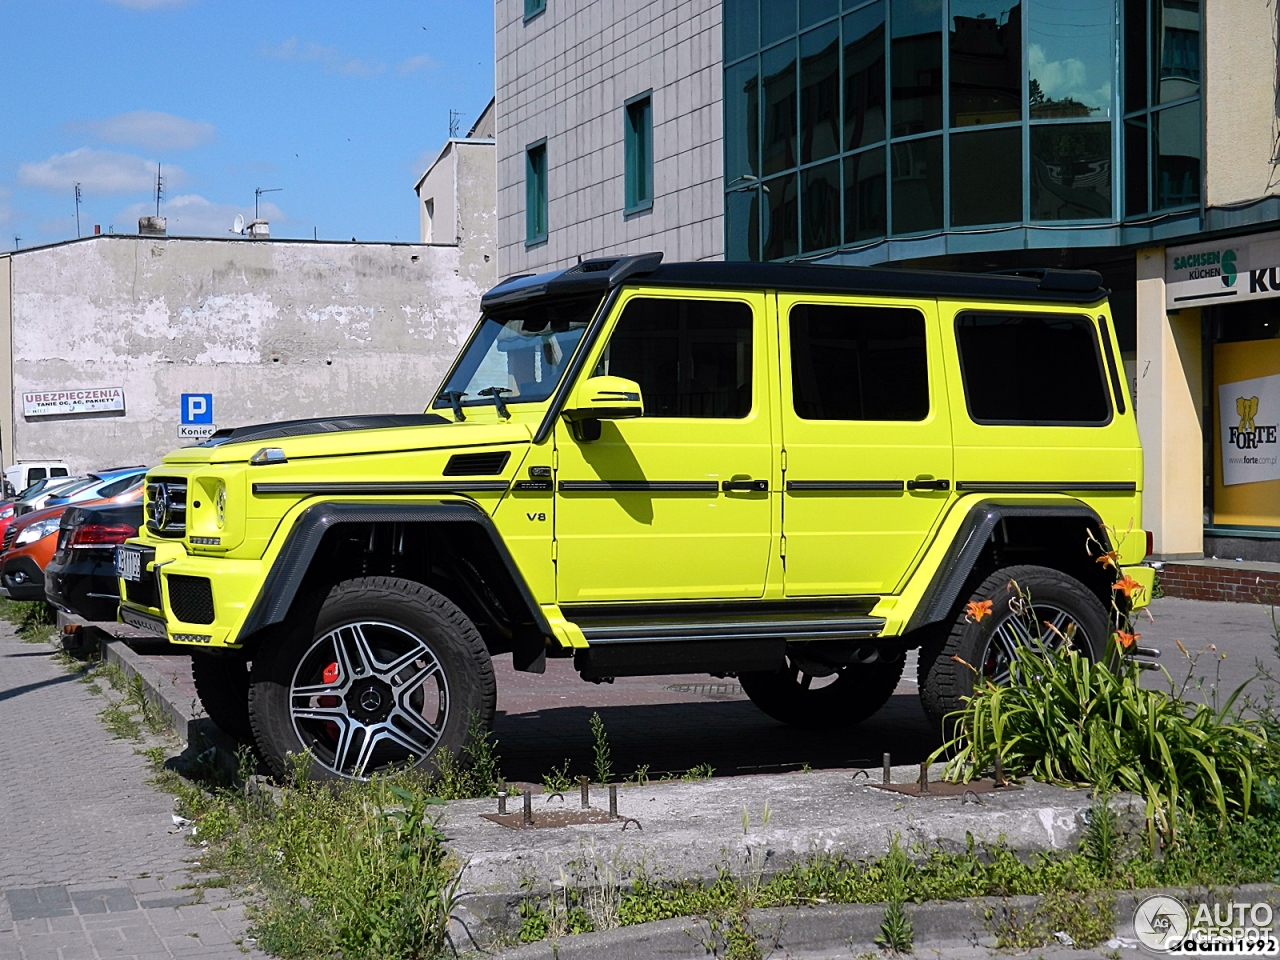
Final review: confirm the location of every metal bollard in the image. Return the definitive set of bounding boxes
[579,776,590,809]
[609,784,618,819]
[523,789,533,826]
[918,762,929,794]
[883,752,891,784]
[497,791,508,815]
[994,754,1006,787]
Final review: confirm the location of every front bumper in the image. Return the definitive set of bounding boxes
[2,556,45,601]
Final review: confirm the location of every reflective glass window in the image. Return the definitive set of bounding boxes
[724,0,759,63]
[762,41,799,176]
[1029,0,1113,119]
[801,0,839,29]
[890,0,943,136]
[763,172,799,258]
[725,58,761,185]
[950,126,1021,226]
[1030,123,1112,221]
[843,2,886,150]
[891,135,942,233]
[800,23,841,163]
[844,147,887,241]
[726,188,761,261]
[1153,100,1200,209]
[789,304,929,421]
[1154,0,1200,103]
[949,0,1021,127]
[763,0,798,46]
[801,160,841,251]
[1123,0,1147,114]
[1124,118,1149,216]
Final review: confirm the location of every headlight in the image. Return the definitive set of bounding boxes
[214,482,226,529]
[15,517,61,546]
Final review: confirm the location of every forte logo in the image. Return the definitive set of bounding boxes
[1230,395,1278,450]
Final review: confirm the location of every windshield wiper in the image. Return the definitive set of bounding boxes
[478,386,512,420]
[443,391,467,422]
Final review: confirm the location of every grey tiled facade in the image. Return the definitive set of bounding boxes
[495,0,725,274]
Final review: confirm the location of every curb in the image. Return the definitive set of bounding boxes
[481,884,1280,960]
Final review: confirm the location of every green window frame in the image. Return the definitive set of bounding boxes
[526,140,548,246]
[524,0,545,20]
[624,92,654,214]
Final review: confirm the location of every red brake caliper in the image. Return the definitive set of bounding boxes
[321,661,341,741]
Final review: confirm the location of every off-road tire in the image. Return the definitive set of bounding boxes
[248,576,496,782]
[917,564,1108,732]
[190,651,253,744]
[739,655,905,728]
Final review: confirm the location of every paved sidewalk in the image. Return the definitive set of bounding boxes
[0,625,253,960]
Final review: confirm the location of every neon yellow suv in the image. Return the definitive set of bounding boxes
[118,254,1152,781]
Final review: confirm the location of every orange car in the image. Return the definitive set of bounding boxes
[0,486,143,601]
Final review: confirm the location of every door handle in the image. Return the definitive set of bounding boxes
[722,479,768,492]
[906,478,951,491]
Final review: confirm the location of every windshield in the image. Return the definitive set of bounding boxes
[434,294,600,411]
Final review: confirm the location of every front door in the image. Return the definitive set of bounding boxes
[554,290,775,602]
[778,295,953,596]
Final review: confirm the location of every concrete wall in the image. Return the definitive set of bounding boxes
[1205,0,1280,207]
[495,0,724,275]
[0,236,491,473]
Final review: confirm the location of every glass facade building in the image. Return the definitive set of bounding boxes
[723,0,1203,261]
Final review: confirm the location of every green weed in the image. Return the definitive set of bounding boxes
[542,759,575,794]
[681,762,714,782]
[0,598,58,644]
[590,712,612,784]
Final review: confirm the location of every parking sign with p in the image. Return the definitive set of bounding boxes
[182,394,213,424]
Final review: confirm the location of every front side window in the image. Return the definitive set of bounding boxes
[593,298,754,418]
[956,312,1111,425]
[435,295,599,411]
[789,303,928,420]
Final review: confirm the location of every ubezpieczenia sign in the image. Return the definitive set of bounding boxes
[1219,373,1280,486]
[22,388,125,418]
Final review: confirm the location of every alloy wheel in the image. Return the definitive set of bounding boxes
[980,602,1087,684]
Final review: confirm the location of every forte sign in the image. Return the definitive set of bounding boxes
[1167,231,1280,309]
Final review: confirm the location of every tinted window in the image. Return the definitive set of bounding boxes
[789,304,928,421]
[594,298,753,418]
[51,467,68,477]
[956,313,1111,424]
[29,468,46,483]
[98,474,143,499]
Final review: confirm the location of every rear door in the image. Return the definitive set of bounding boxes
[778,294,953,596]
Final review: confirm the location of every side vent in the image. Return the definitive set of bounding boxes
[443,451,511,476]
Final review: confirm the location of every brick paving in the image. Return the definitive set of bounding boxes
[0,626,254,960]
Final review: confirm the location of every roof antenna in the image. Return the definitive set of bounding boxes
[74,183,82,238]
[448,109,463,138]
[577,254,583,264]
[255,187,282,220]
[154,164,163,217]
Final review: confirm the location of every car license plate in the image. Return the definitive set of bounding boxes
[121,607,167,638]
[115,546,143,582]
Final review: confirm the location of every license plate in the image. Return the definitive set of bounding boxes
[121,607,167,638]
[115,546,143,582]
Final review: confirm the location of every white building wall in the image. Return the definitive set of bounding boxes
[495,0,725,275]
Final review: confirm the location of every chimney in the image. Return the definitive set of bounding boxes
[138,216,167,236]
[246,219,270,238]
[93,224,101,236]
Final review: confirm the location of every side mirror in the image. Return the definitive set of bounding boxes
[563,376,644,441]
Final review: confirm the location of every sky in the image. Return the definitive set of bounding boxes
[0,0,495,249]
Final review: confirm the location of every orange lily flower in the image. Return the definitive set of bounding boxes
[965,599,994,622]
[1113,630,1140,650]
[1112,575,1144,599]
[1095,549,1120,571]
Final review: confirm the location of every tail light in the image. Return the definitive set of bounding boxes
[1145,530,1153,559]
[69,523,138,548]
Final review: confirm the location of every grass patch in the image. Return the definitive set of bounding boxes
[0,598,58,644]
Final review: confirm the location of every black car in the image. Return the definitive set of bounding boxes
[45,501,142,622]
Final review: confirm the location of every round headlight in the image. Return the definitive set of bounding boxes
[214,482,226,529]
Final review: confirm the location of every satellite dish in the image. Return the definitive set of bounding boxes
[231,214,245,234]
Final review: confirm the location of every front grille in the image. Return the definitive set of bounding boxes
[145,477,187,537]
[125,573,159,608]
[168,575,214,624]
[2,526,16,552]
[444,451,511,476]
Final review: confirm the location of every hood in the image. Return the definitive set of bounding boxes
[162,414,534,465]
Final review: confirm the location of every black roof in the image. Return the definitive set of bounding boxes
[482,253,1108,309]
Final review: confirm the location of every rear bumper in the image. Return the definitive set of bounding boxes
[45,553,120,622]
[1122,563,1156,611]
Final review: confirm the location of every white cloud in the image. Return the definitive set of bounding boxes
[100,0,189,8]
[263,37,384,77]
[75,110,214,151]
[18,148,187,194]
[114,194,285,237]
[1029,44,1111,111]
[398,54,439,75]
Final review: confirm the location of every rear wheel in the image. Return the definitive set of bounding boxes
[917,564,1108,731]
[190,652,253,744]
[248,577,495,782]
[740,653,905,727]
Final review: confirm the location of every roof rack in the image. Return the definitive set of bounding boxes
[989,267,1104,293]
[481,253,663,308]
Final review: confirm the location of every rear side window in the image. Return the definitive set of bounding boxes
[955,312,1111,425]
[594,297,753,418]
[98,475,142,499]
[51,467,68,477]
[28,468,46,483]
[789,304,929,421]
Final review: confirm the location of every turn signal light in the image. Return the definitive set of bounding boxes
[69,523,139,548]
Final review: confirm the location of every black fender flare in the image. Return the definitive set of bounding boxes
[905,497,1109,634]
[236,500,551,670]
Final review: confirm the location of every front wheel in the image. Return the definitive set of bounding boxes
[740,654,905,728]
[917,564,1108,731]
[248,577,496,782]
[191,651,252,744]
